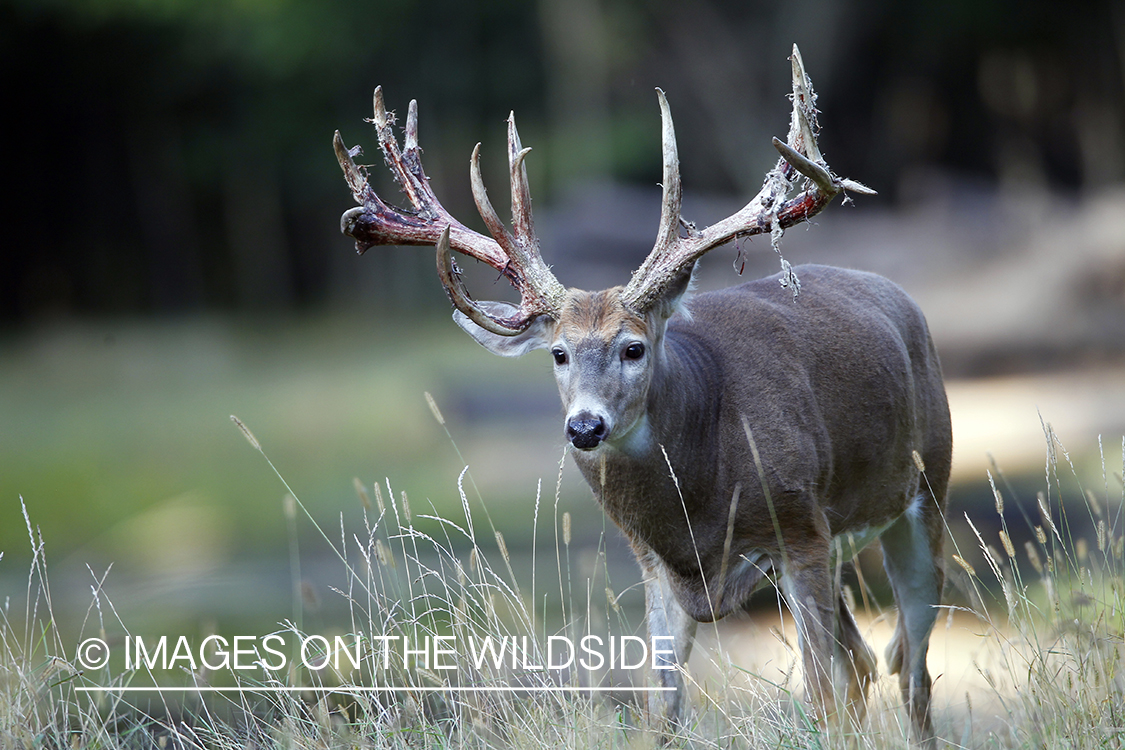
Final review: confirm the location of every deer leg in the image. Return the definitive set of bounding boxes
[781,546,843,728]
[834,590,877,723]
[639,551,697,730]
[880,496,944,748]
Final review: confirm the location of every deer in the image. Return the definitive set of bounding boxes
[334,45,950,746]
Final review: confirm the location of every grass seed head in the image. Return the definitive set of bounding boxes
[353,477,372,511]
[912,449,926,472]
[373,481,386,514]
[953,554,977,577]
[562,511,572,547]
[606,586,621,614]
[1000,529,1015,558]
[1086,489,1103,519]
[495,530,510,565]
[375,538,395,568]
[424,391,446,426]
[1037,492,1060,542]
[230,414,261,451]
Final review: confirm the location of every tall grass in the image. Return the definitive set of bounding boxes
[3,413,1123,748]
[937,429,1125,748]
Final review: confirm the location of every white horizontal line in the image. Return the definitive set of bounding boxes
[76,685,675,693]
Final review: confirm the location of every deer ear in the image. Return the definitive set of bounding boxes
[646,262,696,323]
[453,302,553,357]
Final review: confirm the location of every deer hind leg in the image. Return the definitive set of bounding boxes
[880,494,944,747]
[639,551,698,731]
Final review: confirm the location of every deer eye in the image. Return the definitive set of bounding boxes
[624,342,645,360]
[551,348,567,366]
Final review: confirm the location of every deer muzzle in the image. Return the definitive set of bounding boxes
[566,412,607,451]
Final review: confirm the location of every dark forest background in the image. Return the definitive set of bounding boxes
[4,0,1122,323]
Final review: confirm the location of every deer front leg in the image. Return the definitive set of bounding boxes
[781,544,844,730]
[834,589,877,722]
[638,550,697,731]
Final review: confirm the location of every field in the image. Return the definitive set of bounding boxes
[2,315,1124,748]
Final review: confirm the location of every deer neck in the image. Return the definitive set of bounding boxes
[576,326,720,484]
[569,325,724,574]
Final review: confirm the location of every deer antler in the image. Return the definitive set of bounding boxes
[621,44,875,312]
[335,88,565,334]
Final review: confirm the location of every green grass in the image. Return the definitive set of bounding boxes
[0,314,562,561]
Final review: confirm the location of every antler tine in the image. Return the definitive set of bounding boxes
[436,226,529,335]
[788,45,823,167]
[506,113,565,303]
[336,88,565,333]
[653,88,683,253]
[470,142,512,243]
[621,88,685,310]
[772,45,876,199]
[334,130,373,207]
[337,88,505,263]
[468,114,567,318]
[771,45,875,196]
[370,88,427,214]
[508,113,538,246]
[404,98,420,151]
[621,45,875,313]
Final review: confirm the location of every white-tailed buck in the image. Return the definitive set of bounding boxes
[335,46,949,746]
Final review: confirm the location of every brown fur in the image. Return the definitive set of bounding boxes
[558,266,948,744]
[557,287,647,343]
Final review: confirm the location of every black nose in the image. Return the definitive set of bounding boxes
[566,413,607,450]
